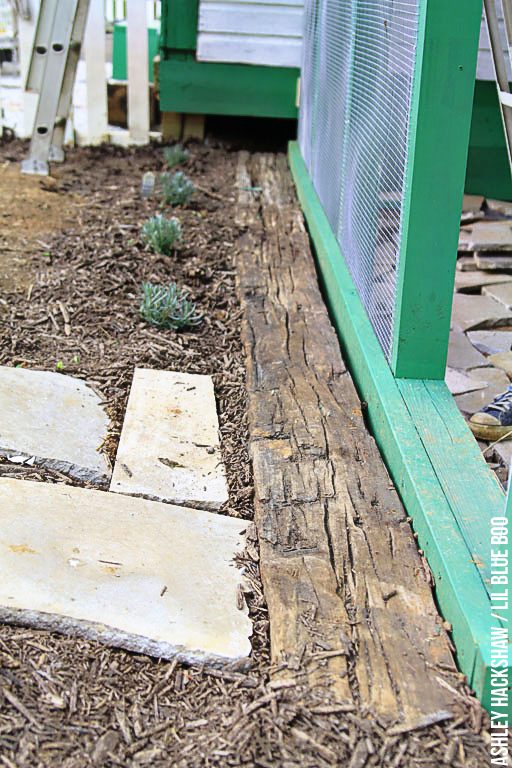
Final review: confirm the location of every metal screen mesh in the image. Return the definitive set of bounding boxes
[299,0,420,358]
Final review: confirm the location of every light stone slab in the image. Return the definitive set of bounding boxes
[445,368,487,396]
[0,367,109,484]
[0,478,251,666]
[450,294,512,333]
[467,330,512,356]
[489,351,512,377]
[483,282,512,308]
[111,368,229,510]
[455,368,510,415]
[447,329,488,370]
[459,221,512,251]
[455,270,512,293]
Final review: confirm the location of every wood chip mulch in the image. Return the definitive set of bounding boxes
[0,139,496,766]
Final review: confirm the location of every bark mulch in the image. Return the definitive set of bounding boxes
[0,139,495,766]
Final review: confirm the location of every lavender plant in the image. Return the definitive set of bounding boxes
[140,282,202,330]
[164,144,189,168]
[160,171,195,206]
[141,215,182,255]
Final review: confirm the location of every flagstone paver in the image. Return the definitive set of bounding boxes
[455,368,510,415]
[450,294,512,333]
[0,366,109,484]
[0,478,251,666]
[467,330,512,356]
[111,368,229,510]
[447,329,488,370]
[482,282,512,309]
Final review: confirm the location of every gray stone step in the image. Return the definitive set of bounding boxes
[0,367,110,484]
[459,221,512,251]
[483,282,512,309]
[455,368,510,415]
[111,368,229,510]
[450,294,512,333]
[0,478,251,666]
[447,329,488,370]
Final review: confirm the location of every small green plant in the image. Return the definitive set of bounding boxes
[160,171,195,206]
[141,215,182,255]
[164,144,189,168]
[140,282,202,330]
[56,360,64,371]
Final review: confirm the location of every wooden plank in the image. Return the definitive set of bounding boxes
[161,0,199,51]
[158,55,299,119]
[236,152,456,724]
[126,0,150,144]
[398,379,504,592]
[198,3,304,36]
[288,140,507,712]
[391,0,483,378]
[83,0,108,145]
[197,33,302,68]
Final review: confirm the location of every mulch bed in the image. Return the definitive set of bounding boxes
[0,139,495,766]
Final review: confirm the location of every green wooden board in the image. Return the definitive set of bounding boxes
[397,378,504,594]
[160,0,198,52]
[466,80,512,202]
[112,23,160,83]
[159,55,299,119]
[288,140,507,712]
[392,0,483,380]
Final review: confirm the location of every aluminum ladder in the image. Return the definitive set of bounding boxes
[484,0,512,173]
[21,0,90,175]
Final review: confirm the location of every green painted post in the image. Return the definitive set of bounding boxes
[160,0,198,53]
[391,0,483,379]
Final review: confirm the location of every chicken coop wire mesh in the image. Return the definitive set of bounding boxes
[298,0,420,360]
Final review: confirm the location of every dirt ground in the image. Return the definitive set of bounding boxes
[0,138,496,766]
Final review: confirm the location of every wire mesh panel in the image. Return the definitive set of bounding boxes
[299,0,420,359]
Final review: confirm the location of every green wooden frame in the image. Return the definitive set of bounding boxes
[391,0,483,379]
[158,0,299,119]
[289,141,509,715]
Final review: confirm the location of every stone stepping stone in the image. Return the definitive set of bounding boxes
[447,329,487,370]
[455,271,512,293]
[467,330,512,356]
[450,293,512,333]
[483,282,512,308]
[0,478,251,666]
[111,368,229,510]
[455,368,510,415]
[489,351,512,377]
[445,368,487,396]
[459,221,512,251]
[475,252,512,271]
[0,367,109,484]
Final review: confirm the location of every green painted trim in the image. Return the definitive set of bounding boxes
[288,140,507,713]
[160,0,198,52]
[466,80,512,201]
[112,23,160,83]
[159,55,299,119]
[397,378,503,592]
[392,0,483,380]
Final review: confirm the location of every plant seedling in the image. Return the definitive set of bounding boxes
[140,282,202,330]
[164,144,189,168]
[141,215,182,255]
[160,171,195,206]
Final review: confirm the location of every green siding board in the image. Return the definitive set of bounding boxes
[112,23,160,83]
[160,0,198,52]
[466,80,512,201]
[392,0,483,380]
[288,140,507,712]
[159,56,299,119]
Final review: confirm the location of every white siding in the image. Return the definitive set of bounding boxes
[198,1,504,81]
[197,0,304,68]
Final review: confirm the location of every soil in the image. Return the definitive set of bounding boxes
[0,139,496,766]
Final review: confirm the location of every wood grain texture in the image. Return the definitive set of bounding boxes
[235,152,456,725]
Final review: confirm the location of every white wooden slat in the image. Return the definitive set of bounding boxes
[201,0,302,5]
[199,2,303,37]
[197,32,302,68]
[126,0,149,144]
[84,0,108,144]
